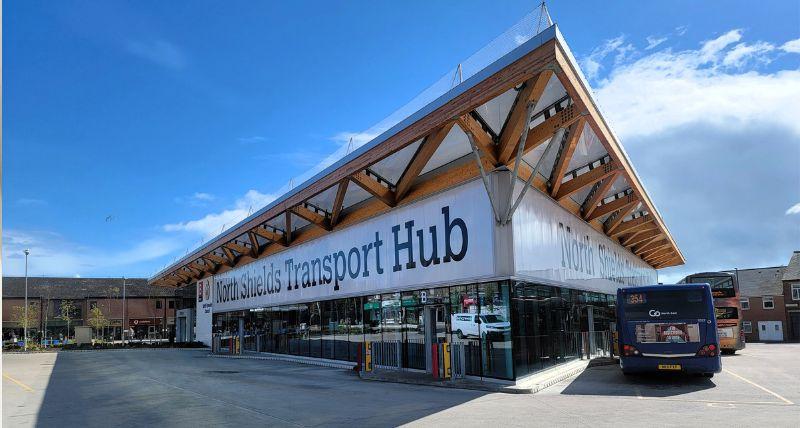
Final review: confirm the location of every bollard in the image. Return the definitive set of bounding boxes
[442,343,452,379]
[365,341,373,372]
[432,344,439,379]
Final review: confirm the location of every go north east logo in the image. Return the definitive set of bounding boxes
[649,309,678,318]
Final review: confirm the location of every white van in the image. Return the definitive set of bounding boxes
[451,313,510,339]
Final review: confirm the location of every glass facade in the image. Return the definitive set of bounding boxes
[212,280,615,381]
[511,282,615,379]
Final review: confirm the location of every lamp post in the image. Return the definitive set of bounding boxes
[24,249,30,351]
[122,277,127,346]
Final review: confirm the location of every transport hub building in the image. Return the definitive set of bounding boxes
[150,20,684,383]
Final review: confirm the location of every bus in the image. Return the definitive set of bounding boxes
[617,284,721,377]
[680,272,746,354]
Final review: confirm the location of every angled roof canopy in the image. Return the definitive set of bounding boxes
[150,24,684,287]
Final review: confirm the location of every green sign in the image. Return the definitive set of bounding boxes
[401,297,418,307]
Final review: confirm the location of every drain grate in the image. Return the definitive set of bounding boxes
[205,370,240,374]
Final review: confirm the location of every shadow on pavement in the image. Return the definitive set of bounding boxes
[33,350,490,427]
[560,365,716,398]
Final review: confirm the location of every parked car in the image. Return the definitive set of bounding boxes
[451,313,510,339]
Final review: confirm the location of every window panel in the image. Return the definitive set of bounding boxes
[364,295,381,343]
[334,299,350,361]
[346,297,364,363]
[740,298,750,310]
[479,282,513,380]
[308,302,322,358]
[321,300,336,359]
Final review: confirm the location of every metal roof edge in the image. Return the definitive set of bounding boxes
[150,25,560,282]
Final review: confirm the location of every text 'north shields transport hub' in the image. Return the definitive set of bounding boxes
[150,16,684,383]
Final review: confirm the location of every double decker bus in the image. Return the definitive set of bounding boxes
[617,284,721,377]
[680,272,745,354]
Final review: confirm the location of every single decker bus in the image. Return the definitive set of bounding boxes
[617,284,721,377]
[680,272,746,354]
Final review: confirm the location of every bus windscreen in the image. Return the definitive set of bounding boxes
[692,276,736,298]
[623,290,707,321]
[714,307,739,320]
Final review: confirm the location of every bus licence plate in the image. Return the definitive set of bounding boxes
[658,364,682,370]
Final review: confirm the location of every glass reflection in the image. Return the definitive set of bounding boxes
[211,280,614,381]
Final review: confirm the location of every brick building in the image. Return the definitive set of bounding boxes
[2,277,194,343]
[782,251,800,342]
[732,267,787,342]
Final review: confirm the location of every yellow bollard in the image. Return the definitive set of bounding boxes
[365,341,373,372]
[442,343,452,379]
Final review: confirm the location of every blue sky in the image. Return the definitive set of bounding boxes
[4,1,799,280]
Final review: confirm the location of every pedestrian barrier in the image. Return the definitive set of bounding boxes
[210,330,612,381]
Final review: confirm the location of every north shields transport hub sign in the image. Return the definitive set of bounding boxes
[212,182,495,312]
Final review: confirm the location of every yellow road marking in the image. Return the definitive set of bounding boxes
[724,368,794,405]
[3,373,34,392]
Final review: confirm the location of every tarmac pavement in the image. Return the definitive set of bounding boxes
[3,343,798,427]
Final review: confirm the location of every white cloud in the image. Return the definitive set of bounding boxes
[164,189,279,239]
[1,229,182,277]
[645,36,667,50]
[675,26,688,36]
[165,127,376,248]
[590,31,800,139]
[583,28,800,280]
[580,35,632,80]
[781,38,800,53]
[174,192,216,206]
[699,29,742,61]
[126,40,186,70]
[331,131,381,151]
[164,127,383,246]
[192,192,214,201]
[722,41,775,67]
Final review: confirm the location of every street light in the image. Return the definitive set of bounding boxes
[122,277,127,346]
[24,249,30,352]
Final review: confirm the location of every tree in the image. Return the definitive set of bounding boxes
[87,306,109,341]
[58,300,78,341]
[10,303,40,342]
[40,287,57,346]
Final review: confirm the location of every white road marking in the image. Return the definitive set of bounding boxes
[707,403,736,408]
[723,368,794,405]
[636,396,787,406]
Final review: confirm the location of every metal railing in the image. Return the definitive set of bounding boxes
[213,329,613,380]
